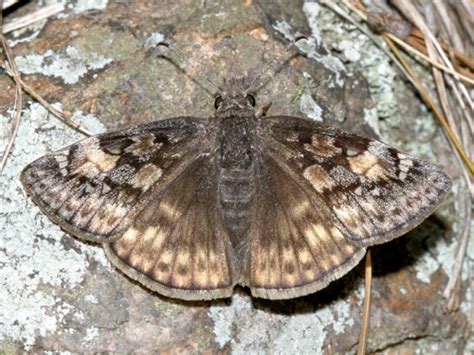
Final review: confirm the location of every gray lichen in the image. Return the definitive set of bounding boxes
[208,291,361,353]
[299,92,323,121]
[0,103,107,349]
[15,47,112,85]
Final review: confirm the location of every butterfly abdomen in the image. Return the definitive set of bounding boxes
[218,167,255,247]
[217,114,256,247]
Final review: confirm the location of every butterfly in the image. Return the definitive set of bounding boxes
[20,76,451,300]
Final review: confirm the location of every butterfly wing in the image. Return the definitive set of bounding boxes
[242,115,451,299]
[260,116,452,247]
[103,157,236,300]
[21,118,209,242]
[241,152,366,299]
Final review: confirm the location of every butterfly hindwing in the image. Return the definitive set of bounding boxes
[260,116,452,247]
[242,153,366,299]
[21,118,208,242]
[103,157,236,300]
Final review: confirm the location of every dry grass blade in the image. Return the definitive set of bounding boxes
[351,0,474,84]
[321,0,471,174]
[2,4,65,34]
[393,0,473,143]
[338,0,474,174]
[387,35,474,86]
[432,1,464,54]
[335,0,473,174]
[431,46,461,154]
[382,35,473,175]
[404,31,474,80]
[0,0,22,173]
[357,250,372,355]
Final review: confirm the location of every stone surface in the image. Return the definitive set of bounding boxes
[0,0,468,353]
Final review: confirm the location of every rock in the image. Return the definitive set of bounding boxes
[0,0,466,353]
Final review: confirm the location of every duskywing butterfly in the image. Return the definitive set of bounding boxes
[20,53,451,300]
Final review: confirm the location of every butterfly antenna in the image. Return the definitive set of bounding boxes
[155,41,220,97]
[246,36,308,95]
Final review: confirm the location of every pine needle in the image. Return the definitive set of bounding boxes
[358,250,372,355]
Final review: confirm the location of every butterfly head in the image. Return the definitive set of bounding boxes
[214,76,256,114]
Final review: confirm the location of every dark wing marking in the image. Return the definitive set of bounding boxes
[103,157,236,300]
[21,117,209,242]
[260,116,451,247]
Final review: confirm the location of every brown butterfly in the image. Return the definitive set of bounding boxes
[21,76,451,300]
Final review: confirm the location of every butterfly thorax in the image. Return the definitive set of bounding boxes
[214,91,257,250]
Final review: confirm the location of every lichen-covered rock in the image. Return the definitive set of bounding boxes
[0,0,467,353]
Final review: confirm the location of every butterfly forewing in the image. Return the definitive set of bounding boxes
[21,117,209,242]
[104,157,236,300]
[260,116,452,247]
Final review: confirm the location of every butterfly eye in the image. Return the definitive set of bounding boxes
[246,94,256,107]
[214,96,223,110]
